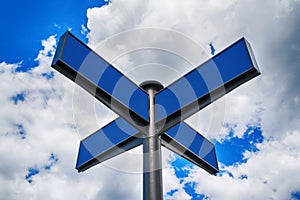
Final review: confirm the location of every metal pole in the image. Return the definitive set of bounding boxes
[142,81,163,200]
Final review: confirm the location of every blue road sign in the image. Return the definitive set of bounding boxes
[162,122,218,174]
[76,120,219,174]
[155,38,260,132]
[52,31,260,177]
[52,32,149,128]
[76,118,142,172]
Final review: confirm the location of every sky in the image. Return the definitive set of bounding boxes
[0,0,300,199]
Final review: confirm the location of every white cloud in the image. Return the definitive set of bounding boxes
[185,130,300,199]
[85,0,300,136]
[84,0,300,199]
[86,0,148,46]
[32,35,56,73]
[81,24,89,36]
[1,0,299,199]
[0,36,134,199]
[0,36,83,199]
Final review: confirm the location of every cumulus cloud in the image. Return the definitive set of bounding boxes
[85,0,300,139]
[0,36,79,199]
[86,0,149,45]
[184,130,300,199]
[0,35,142,199]
[1,0,300,199]
[84,0,300,199]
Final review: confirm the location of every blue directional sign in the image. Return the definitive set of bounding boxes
[52,32,149,128]
[155,38,260,132]
[76,118,142,172]
[76,119,219,174]
[52,31,260,178]
[162,122,218,174]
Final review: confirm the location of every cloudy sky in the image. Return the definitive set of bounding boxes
[0,0,300,199]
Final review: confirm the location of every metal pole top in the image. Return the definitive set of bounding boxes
[140,80,164,93]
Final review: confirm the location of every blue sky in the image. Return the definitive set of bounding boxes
[0,0,299,199]
[0,0,106,69]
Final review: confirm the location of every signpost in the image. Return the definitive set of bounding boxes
[52,31,260,200]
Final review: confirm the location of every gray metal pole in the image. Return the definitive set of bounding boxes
[142,81,163,200]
